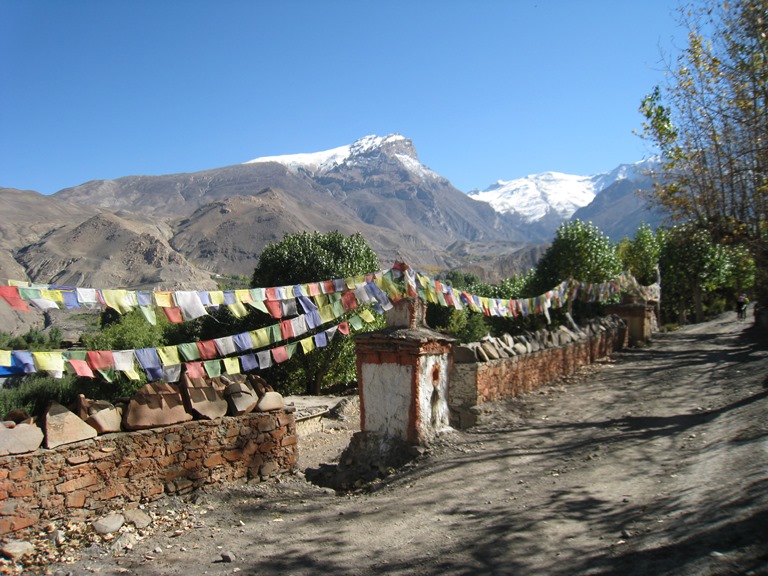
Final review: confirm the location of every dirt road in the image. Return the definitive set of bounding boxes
[47,312,768,575]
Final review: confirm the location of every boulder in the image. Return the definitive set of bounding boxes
[181,373,228,420]
[223,374,258,416]
[247,374,285,412]
[0,421,43,455]
[86,406,123,434]
[44,401,98,449]
[122,382,193,431]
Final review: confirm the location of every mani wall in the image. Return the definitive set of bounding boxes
[0,409,297,536]
[448,315,628,428]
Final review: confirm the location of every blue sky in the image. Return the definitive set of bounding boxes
[1,1,682,195]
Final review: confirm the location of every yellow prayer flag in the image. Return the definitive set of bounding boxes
[156,345,181,366]
[358,309,376,323]
[153,291,174,308]
[32,351,64,372]
[250,328,270,348]
[319,305,335,324]
[40,289,64,303]
[299,336,315,354]
[222,356,240,375]
[123,368,142,381]
[208,291,225,306]
[228,301,248,318]
[0,350,11,366]
[234,289,252,303]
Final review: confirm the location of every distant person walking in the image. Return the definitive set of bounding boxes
[736,293,749,320]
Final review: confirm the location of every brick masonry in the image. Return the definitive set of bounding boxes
[449,324,627,429]
[0,410,297,536]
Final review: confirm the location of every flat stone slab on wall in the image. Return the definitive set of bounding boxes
[0,410,297,537]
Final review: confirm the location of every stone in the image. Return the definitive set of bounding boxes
[1,540,34,559]
[86,406,123,434]
[111,532,138,551]
[480,341,500,360]
[513,342,528,356]
[475,344,490,362]
[221,550,236,562]
[181,374,228,420]
[124,508,152,529]
[50,529,66,546]
[92,513,125,534]
[223,375,258,416]
[122,383,193,431]
[0,421,43,455]
[453,345,478,363]
[256,391,285,412]
[44,401,98,449]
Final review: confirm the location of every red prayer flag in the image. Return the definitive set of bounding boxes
[163,306,183,323]
[271,346,289,363]
[0,286,30,312]
[67,359,94,378]
[87,350,114,370]
[196,340,218,360]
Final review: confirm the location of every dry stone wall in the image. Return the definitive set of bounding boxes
[0,410,297,536]
[449,316,627,428]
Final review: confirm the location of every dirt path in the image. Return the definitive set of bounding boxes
[46,312,768,576]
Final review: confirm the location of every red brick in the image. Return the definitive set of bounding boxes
[280,435,298,447]
[66,491,88,508]
[8,467,28,481]
[204,454,224,468]
[65,454,90,465]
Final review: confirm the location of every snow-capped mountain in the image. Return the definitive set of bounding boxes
[244,134,441,182]
[468,158,657,224]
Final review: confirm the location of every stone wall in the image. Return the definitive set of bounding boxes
[0,410,297,536]
[449,318,627,428]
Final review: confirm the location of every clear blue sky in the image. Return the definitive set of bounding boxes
[1,0,682,195]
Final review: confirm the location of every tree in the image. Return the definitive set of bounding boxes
[531,220,622,295]
[618,223,663,285]
[658,224,731,323]
[639,0,768,300]
[251,231,381,395]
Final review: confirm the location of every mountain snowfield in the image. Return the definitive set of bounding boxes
[467,159,656,223]
[244,133,441,182]
[246,133,655,224]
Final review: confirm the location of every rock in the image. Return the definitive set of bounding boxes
[221,550,236,562]
[86,405,123,434]
[480,341,500,360]
[223,374,258,416]
[44,401,98,449]
[122,382,193,431]
[181,373,228,420]
[0,421,43,455]
[92,513,125,534]
[50,529,66,546]
[111,532,138,551]
[1,540,34,559]
[513,343,528,356]
[124,508,152,529]
[453,345,478,363]
[475,344,490,362]
[256,391,285,412]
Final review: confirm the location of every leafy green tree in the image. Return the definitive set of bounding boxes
[618,223,663,286]
[639,0,768,301]
[251,231,382,395]
[658,225,732,323]
[531,220,622,295]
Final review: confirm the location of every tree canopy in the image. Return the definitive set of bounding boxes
[639,0,768,299]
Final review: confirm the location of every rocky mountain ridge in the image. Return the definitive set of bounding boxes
[0,134,661,334]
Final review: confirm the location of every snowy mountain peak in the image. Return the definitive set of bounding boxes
[244,133,431,177]
[468,158,656,224]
